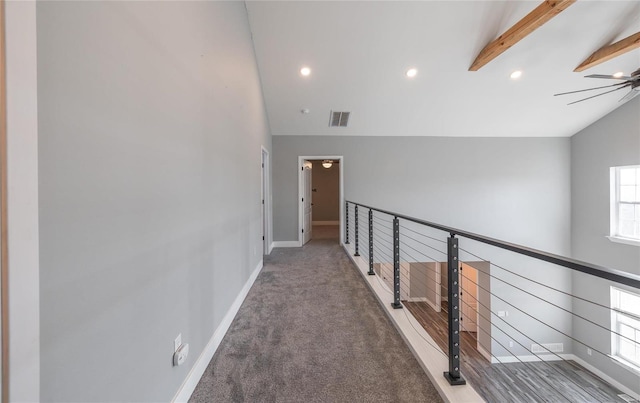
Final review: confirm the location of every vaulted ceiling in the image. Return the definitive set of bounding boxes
[246,1,640,137]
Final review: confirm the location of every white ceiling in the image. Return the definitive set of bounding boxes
[246,1,640,137]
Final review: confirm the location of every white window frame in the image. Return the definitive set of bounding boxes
[610,287,640,372]
[608,165,640,246]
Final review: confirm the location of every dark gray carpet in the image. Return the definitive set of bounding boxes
[189,227,443,402]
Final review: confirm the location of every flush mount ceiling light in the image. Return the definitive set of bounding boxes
[300,67,311,77]
[510,70,523,80]
[613,71,625,78]
[322,160,333,169]
[406,68,418,78]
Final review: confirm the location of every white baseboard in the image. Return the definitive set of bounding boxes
[477,345,492,362]
[172,260,264,403]
[570,355,640,401]
[268,242,274,254]
[492,353,572,364]
[271,241,300,248]
[312,220,339,225]
[407,297,428,302]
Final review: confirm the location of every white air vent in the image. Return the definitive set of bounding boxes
[530,343,564,354]
[329,111,350,127]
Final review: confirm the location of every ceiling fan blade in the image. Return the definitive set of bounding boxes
[619,89,640,103]
[585,74,631,80]
[567,85,630,105]
[554,82,627,96]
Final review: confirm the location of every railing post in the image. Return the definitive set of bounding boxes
[368,209,375,275]
[354,205,360,256]
[391,216,403,309]
[345,201,350,244]
[444,234,466,385]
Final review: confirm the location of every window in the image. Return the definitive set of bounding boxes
[611,287,640,370]
[610,165,640,245]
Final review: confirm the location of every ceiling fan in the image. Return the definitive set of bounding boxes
[554,67,640,105]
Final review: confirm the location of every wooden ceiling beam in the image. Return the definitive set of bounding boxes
[574,32,640,72]
[469,0,576,71]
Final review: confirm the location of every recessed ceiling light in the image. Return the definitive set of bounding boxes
[613,71,624,78]
[300,67,311,77]
[406,68,418,78]
[510,70,522,80]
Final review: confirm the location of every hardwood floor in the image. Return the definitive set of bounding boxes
[404,301,627,403]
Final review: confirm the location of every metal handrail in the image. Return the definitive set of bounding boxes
[346,200,640,289]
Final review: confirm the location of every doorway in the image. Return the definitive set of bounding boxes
[297,156,343,246]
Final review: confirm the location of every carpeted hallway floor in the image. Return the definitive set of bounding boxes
[189,226,443,402]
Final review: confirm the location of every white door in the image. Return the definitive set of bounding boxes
[303,161,312,244]
[460,264,479,333]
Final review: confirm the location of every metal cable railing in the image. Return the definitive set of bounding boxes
[344,200,640,402]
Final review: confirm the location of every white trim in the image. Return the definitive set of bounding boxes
[261,147,272,255]
[610,167,617,239]
[172,260,264,403]
[477,345,492,362]
[298,156,344,247]
[407,297,429,302]
[571,354,640,401]
[271,241,300,248]
[607,235,640,247]
[609,165,640,244]
[343,243,484,403]
[491,353,573,364]
[312,220,340,226]
[610,286,640,370]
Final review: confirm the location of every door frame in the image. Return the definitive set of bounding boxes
[301,160,313,245]
[261,147,271,255]
[297,155,344,247]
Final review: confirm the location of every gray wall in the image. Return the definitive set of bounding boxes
[409,262,437,304]
[37,2,270,401]
[311,160,339,222]
[272,135,573,359]
[571,96,640,274]
[273,136,571,255]
[570,96,640,394]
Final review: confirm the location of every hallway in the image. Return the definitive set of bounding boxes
[189,227,442,402]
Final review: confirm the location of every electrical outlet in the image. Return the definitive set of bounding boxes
[509,341,514,348]
[174,333,182,352]
[587,348,592,356]
[173,343,189,366]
